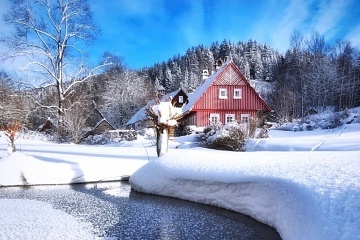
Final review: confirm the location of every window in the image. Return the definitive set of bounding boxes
[178,96,183,103]
[209,113,220,124]
[225,114,235,124]
[234,89,242,99]
[241,114,250,124]
[219,88,227,99]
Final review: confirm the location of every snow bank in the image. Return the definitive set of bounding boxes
[130,150,360,240]
[0,138,152,186]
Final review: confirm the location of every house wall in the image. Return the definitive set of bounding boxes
[181,112,197,126]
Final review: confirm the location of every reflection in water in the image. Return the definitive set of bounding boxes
[0,181,281,239]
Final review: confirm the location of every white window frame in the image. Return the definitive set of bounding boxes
[240,114,250,124]
[209,113,220,124]
[178,96,183,103]
[225,114,235,124]
[219,88,227,99]
[234,89,242,99]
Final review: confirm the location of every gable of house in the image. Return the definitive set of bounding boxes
[181,60,271,127]
[85,108,105,127]
[84,108,115,134]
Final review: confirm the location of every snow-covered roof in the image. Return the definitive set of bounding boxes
[125,89,184,125]
[125,105,149,126]
[157,85,165,91]
[181,60,230,114]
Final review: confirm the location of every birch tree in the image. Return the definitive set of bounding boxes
[3,0,110,130]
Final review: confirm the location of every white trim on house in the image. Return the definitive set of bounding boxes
[219,88,227,99]
[209,113,220,124]
[234,88,242,99]
[225,114,235,124]
[240,114,250,123]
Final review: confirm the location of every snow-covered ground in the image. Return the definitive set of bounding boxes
[0,122,360,240]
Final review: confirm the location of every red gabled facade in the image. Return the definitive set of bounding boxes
[181,60,271,127]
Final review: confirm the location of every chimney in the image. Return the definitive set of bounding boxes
[201,69,209,80]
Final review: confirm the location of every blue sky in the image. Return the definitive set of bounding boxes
[87,0,360,69]
[1,0,360,71]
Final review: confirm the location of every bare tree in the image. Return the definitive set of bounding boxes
[3,0,110,131]
[1,121,21,153]
[306,31,329,58]
[101,67,153,127]
[62,95,92,143]
[290,29,305,54]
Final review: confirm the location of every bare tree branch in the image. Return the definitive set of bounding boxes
[3,0,107,137]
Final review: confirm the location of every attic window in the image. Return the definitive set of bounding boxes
[178,96,183,103]
[234,89,242,99]
[219,88,227,99]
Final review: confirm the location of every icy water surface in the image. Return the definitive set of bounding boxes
[0,181,281,239]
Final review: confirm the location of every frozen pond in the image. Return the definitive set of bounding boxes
[0,181,281,239]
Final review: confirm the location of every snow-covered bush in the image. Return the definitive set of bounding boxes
[257,126,269,138]
[82,134,109,145]
[294,109,353,131]
[82,130,138,145]
[176,125,198,136]
[20,129,56,141]
[200,123,246,151]
[107,130,137,142]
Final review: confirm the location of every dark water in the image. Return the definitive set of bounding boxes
[0,181,281,239]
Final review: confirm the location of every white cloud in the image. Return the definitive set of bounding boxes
[310,0,350,40]
[269,0,313,53]
[177,1,205,48]
[345,24,360,47]
[102,0,162,17]
[0,0,18,72]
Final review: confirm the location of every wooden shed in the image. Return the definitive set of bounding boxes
[84,108,115,137]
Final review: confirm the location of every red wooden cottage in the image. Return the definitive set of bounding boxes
[181,59,271,127]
